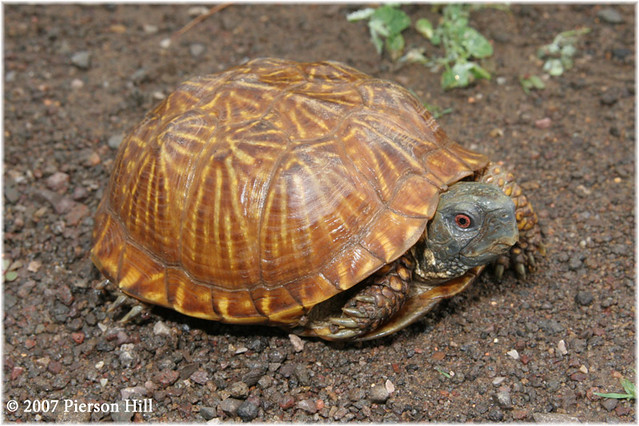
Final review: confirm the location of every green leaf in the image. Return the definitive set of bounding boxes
[529,75,545,88]
[442,62,474,89]
[386,33,405,61]
[521,75,546,94]
[372,5,410,36]
[621,378,636,397]
[593,378,636,400]
[461,27,493,58]
[430,31,441,46]
[561,44,576,58]
[469,62,491,80]
[346,8,375,22]
[415,18,434,39]
[434,366,451,378]
[593,392,633,400]
[441,69,457,90]
[543,58,564,76]
[5,271,17,282]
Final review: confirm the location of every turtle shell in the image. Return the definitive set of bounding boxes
[91,58,488,326]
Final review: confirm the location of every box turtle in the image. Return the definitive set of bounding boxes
[91,58,543,341]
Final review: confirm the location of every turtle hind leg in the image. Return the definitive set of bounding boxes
[306,257,413,341]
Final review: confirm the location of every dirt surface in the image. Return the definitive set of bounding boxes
[3,3,635,423]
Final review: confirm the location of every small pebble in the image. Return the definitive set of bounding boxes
[598,8,623,24]
[228,381,249,399]
[153,321,171,336]
[237,397,260,421]
[289,334,305,352]
[108,134,124,149]
[496,386,511,407]
[219,398,242,416]
[534,117,552,129]
[575,290,594,306]
[506,349,520,360]
[188,6,209,15]
[601,398,618,411]
[492,376,506,386]
[47,360,62,374]
[71,332,85,344]
[385,379,395,394]
[200,406,217,420]
[119,347,137,368]
[557,340,568,355]
[488,408,504,421]
[190,370,209,385]
[156,370,179,386]
[130,68,148,83]
[46,172,70,192]
[369,383,390,403]
[159,38,171,49]
[189,43,206,57]
[143,24,159,34]
[70,78,84,89]
[121,385,147,400]
[11,366,24,381]
[297,399,317,414]
[71,51,91,70]
[71,186,89,201]
[65,203,89,226]
[279,395,295,410]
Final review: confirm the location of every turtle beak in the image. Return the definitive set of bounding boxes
[462,203,518,265]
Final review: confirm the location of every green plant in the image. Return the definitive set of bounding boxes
[348,4,498,90]
[423,102,453,119]
[347,4,410,62]
[3,259,18,282]
[537,27,590,76]
[594,378,636,400]
[434,366,451,378]
[415,5,493,89]
[519,74,545,94]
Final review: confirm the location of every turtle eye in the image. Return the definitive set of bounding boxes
[454,213,472,229]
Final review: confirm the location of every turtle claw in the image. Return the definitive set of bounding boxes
[494,263,505,281]
[108,294,128,312]
[96,279,110,290]
[354,295,376,304]
[324,328,361,340]
[342,307,367,318]
[329,317,359,328]
[120,305,144,323]
[515,262,526,279]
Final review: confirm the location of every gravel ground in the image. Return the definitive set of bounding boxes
[3,4,635,422]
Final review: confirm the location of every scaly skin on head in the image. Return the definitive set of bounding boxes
[413,182,518,283]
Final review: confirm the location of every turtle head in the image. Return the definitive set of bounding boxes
[415,182,518,282]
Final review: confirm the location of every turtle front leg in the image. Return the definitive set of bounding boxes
[305,256,413,341]
[479,162,545,279]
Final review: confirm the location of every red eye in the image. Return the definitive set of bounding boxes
[455,214,472,228]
